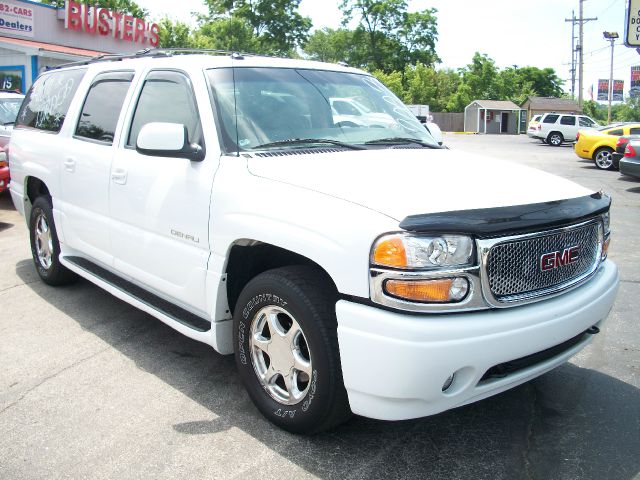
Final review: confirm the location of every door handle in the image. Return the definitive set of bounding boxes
[64,157,76,173]
[111,168,128,185]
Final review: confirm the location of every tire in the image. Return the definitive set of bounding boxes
[594,147,614,170]
[29,196,76,286]
[233,265,351,434]
[547,132,563,146]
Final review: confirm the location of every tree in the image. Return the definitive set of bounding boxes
[339,0,438,72]
[157,18,194,48]
[38,0,147,18]
[193,17,260,52]
[202,0,311,54]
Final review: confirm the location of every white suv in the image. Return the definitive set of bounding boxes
[531,113,599,146]
[8,51,618,433]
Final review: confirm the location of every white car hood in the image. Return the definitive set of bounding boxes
[247,148,593,222]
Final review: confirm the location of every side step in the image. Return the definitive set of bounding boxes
[64,256,211,332]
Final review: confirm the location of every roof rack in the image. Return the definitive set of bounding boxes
[51,48,286,70]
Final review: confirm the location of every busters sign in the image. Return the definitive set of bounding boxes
[64,0,159,47]
[0,1,34,38]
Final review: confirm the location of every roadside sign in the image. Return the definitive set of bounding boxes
[626,0,640,46]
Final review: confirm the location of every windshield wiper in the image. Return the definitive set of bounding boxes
[364,137,441,149]
[252,138,365,151]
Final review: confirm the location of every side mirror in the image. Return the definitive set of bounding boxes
[136,122,205,162]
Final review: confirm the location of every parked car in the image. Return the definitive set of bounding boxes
[0,91,25,148]
[620,140,640,179]
[531,113,599,146]
[575,123,640,170]
[0,146,9,193]
[611,135,640,170]
[330,97,397,129]
[526,114,542,139]
[9,51,618,433]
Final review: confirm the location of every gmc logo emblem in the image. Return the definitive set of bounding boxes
[540,246,580,272]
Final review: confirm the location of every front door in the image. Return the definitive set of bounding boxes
[108,69,216,314]
[501,112,509,133]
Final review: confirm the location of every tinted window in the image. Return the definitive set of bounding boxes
[16,68,87,133]
[333,100,361,116]
[607,129,623,136]
[75,72,133,144]
[579,116,596,127]
[127,70,202,148]
[543,114,559,124]
[629,127,640,135]
[560,116,576,125]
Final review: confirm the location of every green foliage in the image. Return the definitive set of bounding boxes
[37,0,147,18]
[337,0,438,72]
[157,18,194,48]
[202,0,311,54]
[371,70,405,100]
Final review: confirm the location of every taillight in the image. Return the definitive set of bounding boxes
[576,132,580,141]
[536,124,541,131]
[624,145,636,157]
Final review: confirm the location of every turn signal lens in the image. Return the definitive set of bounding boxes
[372,236,407,268]
[624,145,636,157]
[0,160,7,168]
[384,278,469,303]
[602,235,610,260]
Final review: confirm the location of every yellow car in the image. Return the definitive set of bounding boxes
[574,123,640,170]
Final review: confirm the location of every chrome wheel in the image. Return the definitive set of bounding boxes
[595,149,613,169]
[34,213,53,270]
[548,133,563,146]
[249,305,312,405]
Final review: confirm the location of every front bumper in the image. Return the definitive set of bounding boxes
[620,157,640,178]
[336,260,618,421]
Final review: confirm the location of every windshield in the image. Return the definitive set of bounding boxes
[207,67,437,153]
[0,98,23,125]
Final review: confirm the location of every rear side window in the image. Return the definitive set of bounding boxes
[75,71,134,145]
[579,116,596,127]
[127,70,203,148]
[560,116,576,125]
[543,114,559,124]
[629,127,640,135]
[16,68,87,133]
[607,129,623,136]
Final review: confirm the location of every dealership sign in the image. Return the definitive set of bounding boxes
[64,0,159,47]
[626,0,640,46]
[0,0,34,38]
[597,79,625,102]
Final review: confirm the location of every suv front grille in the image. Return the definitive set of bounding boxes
[485,221,601,303]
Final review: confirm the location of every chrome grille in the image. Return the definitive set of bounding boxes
[486,222,601,302]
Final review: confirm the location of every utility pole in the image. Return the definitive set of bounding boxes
[565,11,577,99]
[577,0,598,111]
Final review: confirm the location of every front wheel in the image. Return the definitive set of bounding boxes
[233,266,351,434]
[594,147,614,170]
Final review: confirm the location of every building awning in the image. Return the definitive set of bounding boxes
[0,36,105,60]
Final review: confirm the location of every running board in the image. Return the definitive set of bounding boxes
[63,256,211,333]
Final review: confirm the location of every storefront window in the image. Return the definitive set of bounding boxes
[0,68,24,93]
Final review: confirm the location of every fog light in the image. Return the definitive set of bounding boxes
[384,277,469,303]
[442,374,455,392]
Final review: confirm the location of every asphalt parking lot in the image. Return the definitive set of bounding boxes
[0,134,638,480]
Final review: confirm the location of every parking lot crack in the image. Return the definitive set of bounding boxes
[0,280,39,293]
[0,345,111,416]
[522,384,540,480]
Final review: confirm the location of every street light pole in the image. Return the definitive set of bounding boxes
[604,31,619,124]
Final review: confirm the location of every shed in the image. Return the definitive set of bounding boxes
[521,97,580,122]
[464,100,524,134]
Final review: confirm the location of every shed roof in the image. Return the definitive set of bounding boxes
[469,99,521,110]
[521,96,579,111]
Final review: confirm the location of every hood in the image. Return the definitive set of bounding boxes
[247,148,593,222]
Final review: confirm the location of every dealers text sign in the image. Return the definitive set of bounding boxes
[0,1,34,38]
[626,0,640,46]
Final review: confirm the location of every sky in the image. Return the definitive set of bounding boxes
[135,0,637,101]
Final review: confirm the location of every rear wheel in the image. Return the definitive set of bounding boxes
[233,266,351,434]
[594,147,614,170]
[547,132,563,146]
[29,196,76,286]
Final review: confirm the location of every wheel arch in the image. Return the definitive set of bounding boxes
[23,176,51,221]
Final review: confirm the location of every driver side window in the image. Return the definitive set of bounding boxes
[127,70,203,149]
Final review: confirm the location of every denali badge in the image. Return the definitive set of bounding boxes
[540,246,580,272]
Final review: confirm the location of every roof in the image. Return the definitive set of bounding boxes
[0,36,107,58]
[469,100,521,110]
[521,96,579,111]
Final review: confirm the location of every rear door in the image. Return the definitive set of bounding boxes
[108,69,217,314]
[58,70,134,265]
[559,115,578,141]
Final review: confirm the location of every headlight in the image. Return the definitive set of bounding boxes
[602,211,611,259]
[372,233,474,269]
[602,211,610,234]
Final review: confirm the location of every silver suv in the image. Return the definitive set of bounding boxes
[532,113,599,146]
